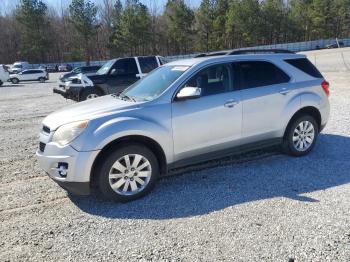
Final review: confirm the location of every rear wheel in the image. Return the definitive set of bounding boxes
[97,144,159,202]
[11,78,19,84]
[282,115,319,156]
[80,88,102,101]
[0,80,3,86]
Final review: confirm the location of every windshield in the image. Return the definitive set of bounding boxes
[72,67,81,73]
[96,59,116,75]
[13,64,22,68]
[122,65,189,101]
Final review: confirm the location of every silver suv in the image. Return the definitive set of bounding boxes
[37,50,330,202]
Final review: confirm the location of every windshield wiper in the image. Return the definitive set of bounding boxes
[115,92,136,102]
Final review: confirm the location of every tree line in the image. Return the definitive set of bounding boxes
[0,0,349,64]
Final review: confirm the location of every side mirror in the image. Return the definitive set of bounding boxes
[176,87,201,101]
[110,69,116,75]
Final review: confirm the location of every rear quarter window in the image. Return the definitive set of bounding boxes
[235,61,290,90]
[138,57,158,73]
[285,58,323,78]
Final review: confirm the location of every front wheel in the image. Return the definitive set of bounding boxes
[282,115,319,157]
[97,144,159,202]
[79,88,102,101]
[0,80,3,86]
[39,77,46,83]
[11,78,19,84]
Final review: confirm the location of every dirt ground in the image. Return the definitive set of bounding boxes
[0,71,350,261]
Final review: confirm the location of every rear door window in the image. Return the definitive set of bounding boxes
[112,58,138,75]
[285,58,323,78]
[235,61,290,89]
[138,56,158,73]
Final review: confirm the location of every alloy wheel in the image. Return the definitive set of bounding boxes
[108,154,152,196]
[292,120,315,151]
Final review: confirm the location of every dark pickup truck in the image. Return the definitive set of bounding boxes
[54,56,164,101]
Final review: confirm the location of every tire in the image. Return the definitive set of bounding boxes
[39,77,46,83]
[79,88,102,101]
[0,80,3,86]
[11,78,19,84]
[282,115,319,157]
[97,144,160,202]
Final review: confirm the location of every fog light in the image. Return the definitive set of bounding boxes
[57,162,68,177]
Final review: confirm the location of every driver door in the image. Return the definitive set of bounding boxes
[107,58,140,94]
[171,63,242,162]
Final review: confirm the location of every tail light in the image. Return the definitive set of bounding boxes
[321,80,330,96]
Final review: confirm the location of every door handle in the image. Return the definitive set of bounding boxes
[224,100,239,108]
[279,88,290,95]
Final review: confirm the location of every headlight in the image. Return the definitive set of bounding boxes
[71,78,81,84]
[52,120,89,146]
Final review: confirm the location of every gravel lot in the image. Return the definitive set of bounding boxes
[0,67,350,261]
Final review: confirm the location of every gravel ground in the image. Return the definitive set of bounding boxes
[0,68,350,262]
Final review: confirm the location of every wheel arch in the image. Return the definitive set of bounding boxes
[284,106,321,138]
[79,85,106,100]
[90,135,167,187]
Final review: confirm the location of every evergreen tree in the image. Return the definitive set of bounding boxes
[69,0,98,64]
[109,0,152,56]
[164,0,195,54]
[16,0,51,62]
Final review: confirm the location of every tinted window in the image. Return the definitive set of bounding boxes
[285,58,323,78]
[112,58,138,75]
[236,61,290,89]
[138,56,158,73]
[184,64,231,96]
[22,70,33,74]
[31,70,43,74]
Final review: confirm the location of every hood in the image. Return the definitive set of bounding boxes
[60,72,76,81]
[42,95,140,131]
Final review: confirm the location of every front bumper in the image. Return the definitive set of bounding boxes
[36,142,100,195]
[53,83,82,100]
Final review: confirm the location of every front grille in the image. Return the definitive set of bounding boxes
[39,142,46,152]
[42,125,50,133]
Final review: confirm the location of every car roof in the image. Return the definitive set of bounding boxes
[166,53,306,67]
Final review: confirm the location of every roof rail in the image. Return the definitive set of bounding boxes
[194,49,294,58]
[194,51,230,58]
[228,49,295,55]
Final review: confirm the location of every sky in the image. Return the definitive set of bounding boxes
[0,0,201,15]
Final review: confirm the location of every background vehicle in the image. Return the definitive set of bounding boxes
[10,69,49,84]
[326,42,344,49]
[8,61,30,74]
[59,65,101,83]
[37,49,330,202]
[58,64,73,72]
[53,56,163,101]
[0,64,10,86]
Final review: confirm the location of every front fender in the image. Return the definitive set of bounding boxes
[72,116,173,163]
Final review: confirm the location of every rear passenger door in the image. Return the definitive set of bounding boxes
[107,58,139,94]
[235,60,291,144]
